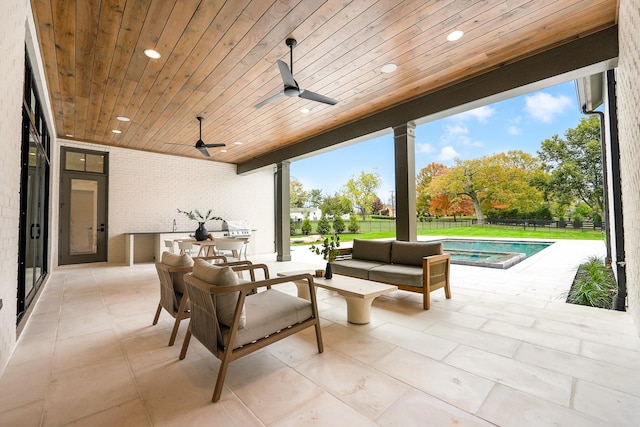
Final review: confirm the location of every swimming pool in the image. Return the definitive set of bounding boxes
[437,239,553,269]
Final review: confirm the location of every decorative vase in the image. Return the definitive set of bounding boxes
[195,222,208,241]
[324,262,332,279]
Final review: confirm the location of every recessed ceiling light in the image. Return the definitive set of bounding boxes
[111,129,122,134]
[447,30,464,41]
[381,63,397,73]
[144,49,161,59]
[300,108,310,114]
[65,133,73,137]
[116,116,130,122]
[234,141,243,145]
[221,149,227,153]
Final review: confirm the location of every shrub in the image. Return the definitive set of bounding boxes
[301,216,312,235]
[332,216,345,234]
[348,213,360,233]
[566,256,616,309]
[317,214,331,235]
[290,217,296,235]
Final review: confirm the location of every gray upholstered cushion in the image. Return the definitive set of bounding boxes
[368,264,424,288]
[161,251,193,295]
[192,259,245,328]
[351,239,392,263]
[222,289,312,348]
[390,241,442,266]
[330,259,385,279]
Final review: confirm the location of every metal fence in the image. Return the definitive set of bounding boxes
[294,217,604,234]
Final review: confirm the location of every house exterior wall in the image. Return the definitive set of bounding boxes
[0,0,28,373]
[617,0,640,333]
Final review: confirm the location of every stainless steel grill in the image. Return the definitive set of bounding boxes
[222,220,252,237]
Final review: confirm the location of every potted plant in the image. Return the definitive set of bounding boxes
[309,234,340,278]
[177,209,223,241]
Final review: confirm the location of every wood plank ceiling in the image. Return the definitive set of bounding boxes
[31,0,617,165]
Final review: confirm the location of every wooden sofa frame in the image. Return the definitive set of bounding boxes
[335,247,451,310]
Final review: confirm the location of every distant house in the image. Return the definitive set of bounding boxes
[290,207,322,221]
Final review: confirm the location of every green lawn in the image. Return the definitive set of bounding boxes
[290,226,603,246]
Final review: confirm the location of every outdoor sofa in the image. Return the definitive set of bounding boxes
[330,239,451,310]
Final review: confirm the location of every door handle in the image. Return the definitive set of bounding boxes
[30,224,41,239]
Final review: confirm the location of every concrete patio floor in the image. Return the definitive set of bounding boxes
[1,238,639,426]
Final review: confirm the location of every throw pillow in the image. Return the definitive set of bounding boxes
[192,258,245,328]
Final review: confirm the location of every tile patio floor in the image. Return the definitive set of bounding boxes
[1,238,639,426]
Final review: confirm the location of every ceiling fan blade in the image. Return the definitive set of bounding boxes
[196,145,211,157]
[299,89,338,105]
[255,91,286,108]
[277,60,296,88]
[203,143,226,148]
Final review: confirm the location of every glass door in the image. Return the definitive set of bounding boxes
[59,148,108,265]
[18,112,50,321]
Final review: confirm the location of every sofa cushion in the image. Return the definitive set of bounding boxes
[222,289,313,349]
[390,241,442,266]
[368,264,424,288]
[330,259,385,279]
[351,239,392,263]
[192,259,245,328]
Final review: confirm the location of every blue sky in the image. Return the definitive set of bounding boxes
[290,81,585,205]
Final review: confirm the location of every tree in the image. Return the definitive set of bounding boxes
[537,115,604,219]
[308,189,323,207]
[320,193,352,217]
[290,178,308,208]
[342,170,382,220]
[371,196,384,215]
[428,151,544,225]
[416,162,448,215]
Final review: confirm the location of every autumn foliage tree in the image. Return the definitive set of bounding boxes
[428,151,545,225]
[416,162,447,215]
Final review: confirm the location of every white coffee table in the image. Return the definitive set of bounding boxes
[278,270,397,324]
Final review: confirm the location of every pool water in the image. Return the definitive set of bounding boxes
[437,239,553,269]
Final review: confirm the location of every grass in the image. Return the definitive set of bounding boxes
[566,255,617,309]
[290,226,604,246]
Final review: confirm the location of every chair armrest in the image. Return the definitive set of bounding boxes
[194,255,228,264]
[422,253,451,265]
[156,262,193,274]
[335,247,353,260]
[230,263,270,282]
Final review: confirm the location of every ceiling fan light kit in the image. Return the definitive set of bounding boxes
[255,38,338,108]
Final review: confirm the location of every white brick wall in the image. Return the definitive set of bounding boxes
[0,0,27,373]
[56,140,275,264]
[618,0,640,333]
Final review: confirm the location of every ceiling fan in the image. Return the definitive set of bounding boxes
[165,116,225,157]
[255,38,338,108]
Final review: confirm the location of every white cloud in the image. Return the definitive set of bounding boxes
[508,125,521,135]
[438,146,459,161]
[416,143,435,153]
[524,92,572,123]
[453,106,495,123]
[440,124,468,144]
[439,124,482,148]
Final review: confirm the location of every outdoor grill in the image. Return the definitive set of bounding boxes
[222,220,252,237]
